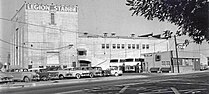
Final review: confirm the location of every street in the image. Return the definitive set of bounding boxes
[1,71,209,94]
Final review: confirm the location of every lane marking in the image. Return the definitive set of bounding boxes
[54,90,83,94]
[171,87,180,94]
[119,86,129,93]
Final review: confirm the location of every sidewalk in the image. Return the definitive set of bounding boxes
[1,70,208,90]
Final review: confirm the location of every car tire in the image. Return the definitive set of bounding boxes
[23,76,30,82]
[114,72,119,76]
[89,73,94,78]
[59,75,64,80]
[76,74,81,79]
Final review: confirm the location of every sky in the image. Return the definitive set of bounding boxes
[0,0,178,36]
[0,0,208,63]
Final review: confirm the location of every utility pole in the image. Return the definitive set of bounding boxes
[170,50,174,73]
[174,35,180,73]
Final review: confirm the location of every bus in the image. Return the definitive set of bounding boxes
[109,58,144,73]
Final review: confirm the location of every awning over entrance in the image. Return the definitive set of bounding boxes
[79,59,91,67]
[77,48,87,51]
[78,59,91,63]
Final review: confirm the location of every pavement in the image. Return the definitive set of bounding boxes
[1,70,208,90]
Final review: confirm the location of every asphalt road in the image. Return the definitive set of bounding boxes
[1,71,209,94]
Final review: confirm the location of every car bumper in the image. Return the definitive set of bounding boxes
[0,77,13,83]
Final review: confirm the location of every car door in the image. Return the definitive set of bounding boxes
[10,69,22,80]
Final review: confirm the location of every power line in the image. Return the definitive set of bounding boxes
[0,17,107,37]
[0,38,72,51]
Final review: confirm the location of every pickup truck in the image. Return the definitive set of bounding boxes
[6,68,39,82]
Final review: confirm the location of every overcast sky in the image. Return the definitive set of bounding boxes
[0,0,208,63]
[0,0,178,36]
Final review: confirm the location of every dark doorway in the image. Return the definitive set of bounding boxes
[207,57,209,66]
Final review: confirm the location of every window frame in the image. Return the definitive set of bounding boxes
[50,13,55,25]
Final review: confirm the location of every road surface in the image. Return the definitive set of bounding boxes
[1,71,209,94]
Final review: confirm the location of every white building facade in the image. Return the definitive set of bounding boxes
[10,3,78,68]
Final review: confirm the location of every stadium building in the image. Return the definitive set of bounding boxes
[9,2,171,72]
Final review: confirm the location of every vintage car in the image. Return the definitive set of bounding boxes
[6,68,39,82]
[107,66,123,76]
[29,68,52,81]
[89,67,104,77]
[0,71,13,83]
[48,68,71,79]
[64,67,94,79]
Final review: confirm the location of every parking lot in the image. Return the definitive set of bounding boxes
[0,73,148,89]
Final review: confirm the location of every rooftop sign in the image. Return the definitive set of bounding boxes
[25,3,78,12]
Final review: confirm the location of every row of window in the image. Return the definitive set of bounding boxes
[102,44,150,49]
[110,58,144,63]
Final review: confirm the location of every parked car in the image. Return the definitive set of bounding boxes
[0,71,13,83]
[90,67,104,77]
[48,68,72,79]
[6,68,39,82]
[29,68,51,81]
[107,66,123,76]
[64,67,94,79]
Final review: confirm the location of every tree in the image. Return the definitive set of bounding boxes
[126,0,209,44]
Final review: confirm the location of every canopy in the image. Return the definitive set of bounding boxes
[77,48,87,51]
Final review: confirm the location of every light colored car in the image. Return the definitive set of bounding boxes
[108,66,123,76]
[64,67,94,79]
[0,71,13,83]
[6,68,39,82]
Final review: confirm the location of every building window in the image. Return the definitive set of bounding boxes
[136,44,139,49]
[110,59,118,63]
[121,44,125,49]
[173,59,183,65]
[132,44,135,49]
[128,44,131,49]
[142,44,145,49]
[162,61,170,66]
[102,44,105,49]
[78,51,87,56]
[51,13,55,24]
[106,44,109,49]
[155,55,161,61]
[117,44,120,49]
[113,44,116,49]
[39,66,44,68]
[63,65,67,68]
[146,44,149,49]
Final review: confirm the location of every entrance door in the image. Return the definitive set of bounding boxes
[207,57,209,66]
